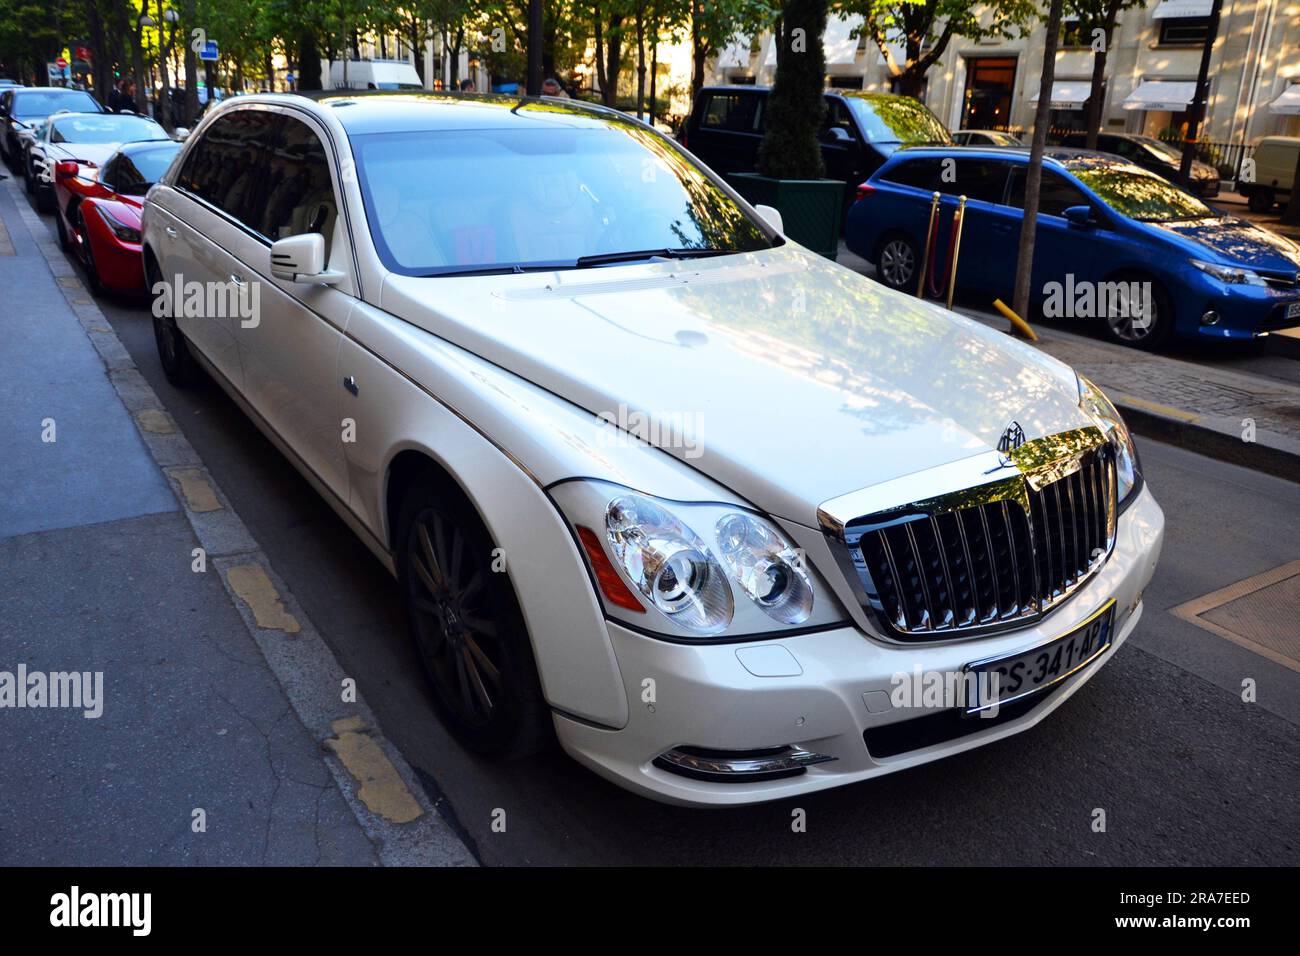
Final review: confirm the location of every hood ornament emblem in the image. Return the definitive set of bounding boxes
[998,420,1027,454]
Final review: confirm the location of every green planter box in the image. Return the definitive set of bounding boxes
[727,173,845,260]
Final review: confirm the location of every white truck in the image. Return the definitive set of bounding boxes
[328,59,423,91]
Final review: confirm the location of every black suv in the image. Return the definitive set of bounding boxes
[681,86,951,209]
[1057,131,1219,198]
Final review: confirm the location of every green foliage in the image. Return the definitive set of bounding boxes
[757,0,827,180]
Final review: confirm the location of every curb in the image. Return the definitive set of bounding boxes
[4,175,477,867]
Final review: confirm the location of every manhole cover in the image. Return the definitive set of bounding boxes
[1170,560,1300,673]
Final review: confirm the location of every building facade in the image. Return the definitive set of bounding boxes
[711,1,1300,145]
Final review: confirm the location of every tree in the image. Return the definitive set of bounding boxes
[1012,0,1064,321]
[756,0,826,179]
[841,0,1037,99]
[1063,0,1146,150]
[689,0,775,97]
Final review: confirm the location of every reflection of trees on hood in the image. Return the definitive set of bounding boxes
[670,247,1063,438]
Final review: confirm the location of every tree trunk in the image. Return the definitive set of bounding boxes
[1012,0,1065,321]
[1085,3,1119,151]
[690,6,705,97]
[595,14,606,97]
[298,32,322,90]
[756,1,827,180]
[182,0,198,121]
[603,15,624,107]
[649,9,658,123]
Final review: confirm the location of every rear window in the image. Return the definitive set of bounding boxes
[879,157,943,190]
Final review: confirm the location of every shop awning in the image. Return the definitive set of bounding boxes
[1029,81,1093,110]
[1122,80,1197,111]
[1152,0,1213,18]
[1268,85,1300,115]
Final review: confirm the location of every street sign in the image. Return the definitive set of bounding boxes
[76,46,92,61]
[199,40,218,62]
[55,56,68,70]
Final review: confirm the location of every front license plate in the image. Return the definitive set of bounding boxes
[963,600,1115,715]
[1286,301,1300,320]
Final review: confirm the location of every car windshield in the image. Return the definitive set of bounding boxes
[51,114,167,144]
[844,96,951,145]
[13,89,99,118]
[1072,167,1213,222]
[352,121,774,276]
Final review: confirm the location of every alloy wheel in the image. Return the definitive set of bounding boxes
[406,508,503,729]
[880,239,915,288]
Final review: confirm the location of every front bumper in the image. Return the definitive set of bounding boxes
[1174,270,1300,340]
[554,485,1164,806]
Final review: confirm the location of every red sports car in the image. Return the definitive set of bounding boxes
[53,139,181,295]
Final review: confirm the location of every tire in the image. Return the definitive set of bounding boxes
[77,210,104,297]
[396,471,550,757]
[55,209,69,252]
[1098,275,1173,351]
[875,233,920,292]
[1246,187,1274,214]
[147,255,202,387]
[23,154,34,194]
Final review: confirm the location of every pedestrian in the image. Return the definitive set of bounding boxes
[458,78,475,93]
[108,78,125,113]
[118,80,140,115]
[540,78,568,99]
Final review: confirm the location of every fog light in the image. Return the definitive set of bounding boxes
[655,745,836,782]
[1200,310,1221,326]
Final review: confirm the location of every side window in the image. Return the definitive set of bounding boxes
[1007,169,1091,218]
[114,154,145,194]
[254,116,339,258]
[821,98,857,140]
[879,157,942,190]
[176,109,279,230]
[944,159,1010,203]
[701,93,757,132]
[99,156,119,191]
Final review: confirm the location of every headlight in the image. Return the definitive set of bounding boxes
[95,205,141,243]
[1190,259,1266,286]
[1077,375,1140,505]
[552,479,845,640]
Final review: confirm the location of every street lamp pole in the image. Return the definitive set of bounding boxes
[527,0,543,95]
[1178,0,1224,186]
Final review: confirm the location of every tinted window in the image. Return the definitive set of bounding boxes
[700,93,760,132]
[1007,168,1091,218]
[112,143,181,194]
[880,157,942,190]
[177,110,279,229]
[13,89,100,118]
[254,117,338,256]
[353,122,772,275]
[947,159,1010,203]
[822,98,858,140]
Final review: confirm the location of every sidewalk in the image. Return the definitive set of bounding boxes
[0,173,474,865]
[839,243,1300,485]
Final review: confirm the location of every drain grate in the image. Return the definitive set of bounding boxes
[1170,560,1300,674]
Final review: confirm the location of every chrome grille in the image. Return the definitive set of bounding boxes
[822,431,1117,642]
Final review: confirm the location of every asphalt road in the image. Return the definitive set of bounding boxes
[18,186,1300,865]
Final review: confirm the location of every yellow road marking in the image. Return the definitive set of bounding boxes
[166,466,222,512]
[325,716,424,824]
[136,408,176,434]
[226,563,301,634]
[1109,392,1202,424]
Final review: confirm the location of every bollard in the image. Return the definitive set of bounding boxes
[946,195,967,311]
[917,191,941,298]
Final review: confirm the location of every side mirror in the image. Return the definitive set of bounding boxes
[754,203,784,234]
[54,160,78,179]
[270,233,344,285]
[173,127,189,142]
[1063,204,1095,228]
[824,126,853,144]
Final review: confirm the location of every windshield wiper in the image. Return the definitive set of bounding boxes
[573,247,735,268]
[417,263,567,278]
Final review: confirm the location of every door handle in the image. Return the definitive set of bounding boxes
[229,273,246,287]
[164,226,178,238]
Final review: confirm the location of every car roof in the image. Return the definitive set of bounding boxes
[885,144,1144,174]
[209,90,652,136]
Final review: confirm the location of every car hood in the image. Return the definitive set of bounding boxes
[380,246,1090,525]
[1153,216,1300,275]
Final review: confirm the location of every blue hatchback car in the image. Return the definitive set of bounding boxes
[845,147,1300,348]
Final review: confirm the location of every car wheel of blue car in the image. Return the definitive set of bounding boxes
[1100,275,1171,350]
[876,235,918,292]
